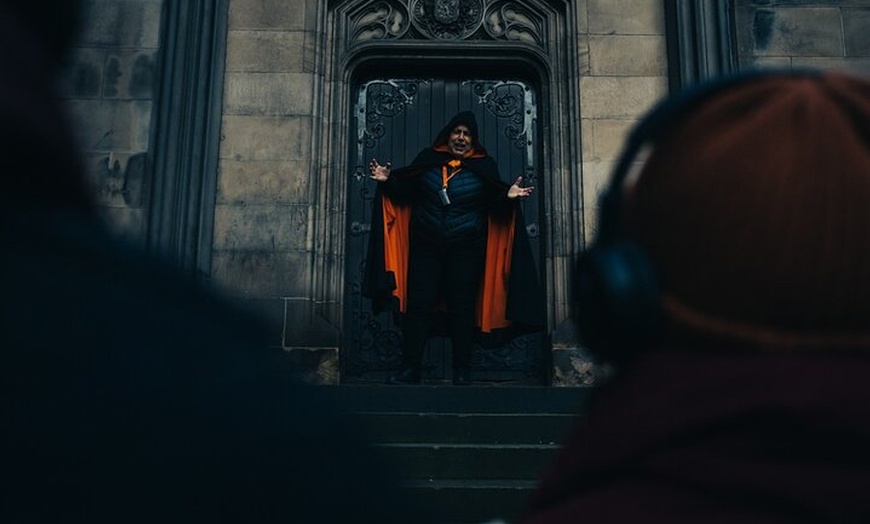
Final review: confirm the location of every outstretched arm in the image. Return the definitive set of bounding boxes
[369,158,391,182]
[508,176,534,199]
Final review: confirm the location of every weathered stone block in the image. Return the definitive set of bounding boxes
[575,0,589,34]
[62,99,153,152]
[217,159,311,204]
[587,118,636,162]
[229,0,308,31]
[581,160,617,241]
[226,30,306,73]
[211,249,311,297]
[57,47,106,99]
[78,0,163,48]
[577,34,591,75]
[739,56,793,70]
[223,72,313,116]
[588,36,667,76]
[282,348,340,385]
[581,118,594,160]
[103,49,158,99]
[220,115,311,161]
[212,203,309,251]
[792,57,870,76]
[579,76,667,119]
[587,0,665,35]
[748,8,843,56]
[845,8,870,57]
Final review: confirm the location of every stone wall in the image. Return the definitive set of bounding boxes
[214,0,340,383]
[59,0,165,246]
[736,0,870,75]
[553,0,669,386]
[577,0,669,268]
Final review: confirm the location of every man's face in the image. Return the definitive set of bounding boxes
[448,125,472,156]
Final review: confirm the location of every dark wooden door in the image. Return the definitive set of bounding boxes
[344,77,544,384]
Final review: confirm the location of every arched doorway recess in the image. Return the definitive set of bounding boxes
[311,0,584,383]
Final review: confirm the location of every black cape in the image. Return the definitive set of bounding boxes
[362,146,545,345]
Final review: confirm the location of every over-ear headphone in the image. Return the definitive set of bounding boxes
[574,69,823,364]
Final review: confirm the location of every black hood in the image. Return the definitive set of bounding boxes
[432,111,487,155]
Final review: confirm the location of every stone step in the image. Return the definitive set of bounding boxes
[403,480,537,524]
[318,385,590,524]
[375,442,560,481]
[321,384,592,415]
[351,411,581,445]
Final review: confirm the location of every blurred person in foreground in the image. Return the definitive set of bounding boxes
[519,70,870,523]
[0,2,426,522]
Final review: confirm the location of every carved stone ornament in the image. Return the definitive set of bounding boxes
[484,1,544,46]
[349,0,410,44]
[410,0,484,40]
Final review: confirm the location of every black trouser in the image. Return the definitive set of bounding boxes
[402,236,487,372]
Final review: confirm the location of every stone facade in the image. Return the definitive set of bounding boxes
[58,0,165,246]
[210,0,669,386]
[560,0,669,386]
[736,0,870,74]
[53,0,870,386]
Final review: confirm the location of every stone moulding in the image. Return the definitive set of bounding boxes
[665,0,738,90]
[346,0,548,52]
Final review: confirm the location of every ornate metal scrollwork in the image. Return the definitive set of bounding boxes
[348,0,411,45]
[410,0,484,40]
[350,222,373,235]
[355,312,404,369]
[468,80,536,161]
[357,80,427,156]
[483,1,544,46]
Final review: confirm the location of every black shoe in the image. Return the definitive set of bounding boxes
[452,370,471,386]
[386,367,421,385]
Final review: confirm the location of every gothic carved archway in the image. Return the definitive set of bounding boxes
[311,0,584,382]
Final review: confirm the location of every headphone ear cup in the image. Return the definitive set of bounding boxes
[574,241,661,363]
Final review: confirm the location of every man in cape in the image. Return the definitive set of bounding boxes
[364,111,543,385]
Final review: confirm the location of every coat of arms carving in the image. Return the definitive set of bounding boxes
[410,0,483,40]
[434,0,461,24]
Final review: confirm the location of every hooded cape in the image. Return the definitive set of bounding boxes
[362,124,543,341]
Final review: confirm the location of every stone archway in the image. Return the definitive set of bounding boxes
[308,0,584,383]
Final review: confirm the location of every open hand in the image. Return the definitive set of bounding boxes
[508,176,534,199]
[369,158,391,182]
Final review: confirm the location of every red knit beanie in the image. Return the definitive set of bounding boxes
[625,72,870,349]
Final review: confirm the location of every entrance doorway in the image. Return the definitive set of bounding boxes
[344,76,544,383]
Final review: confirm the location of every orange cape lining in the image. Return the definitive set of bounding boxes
[381,196,515,333]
